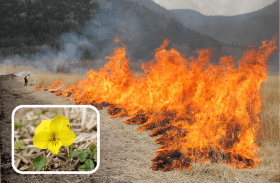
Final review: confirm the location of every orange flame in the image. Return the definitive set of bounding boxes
[44,36,278,171]
[44,80,63,91]
[35,84,43,91]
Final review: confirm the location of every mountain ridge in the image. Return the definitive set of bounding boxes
[170,0,279,44]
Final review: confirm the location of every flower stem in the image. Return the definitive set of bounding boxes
[70,143,73,155]
[64,146,70,157]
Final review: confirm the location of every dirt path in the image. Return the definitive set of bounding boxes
[0,76,271,183]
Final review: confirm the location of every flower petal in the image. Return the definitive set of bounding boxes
[33,131,52,149]
[48,140,63,155]
[56,130,76,146]
[49,115,71,134]
[35,120,51,134]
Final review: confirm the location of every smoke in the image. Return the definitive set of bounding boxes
[79,0,144,67]
[2,0,145,73]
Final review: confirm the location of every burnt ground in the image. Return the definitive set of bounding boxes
[0,76,272,183]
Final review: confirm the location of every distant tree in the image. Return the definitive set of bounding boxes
[0,0,114,55]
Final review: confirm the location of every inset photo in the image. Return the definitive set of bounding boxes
[12,105,100,174]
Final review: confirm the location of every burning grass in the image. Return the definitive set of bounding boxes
[35,37,279,180]
[32,72,87,91]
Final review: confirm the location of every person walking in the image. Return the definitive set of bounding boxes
[24,74,30,86]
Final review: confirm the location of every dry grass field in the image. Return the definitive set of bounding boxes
[30,72,87,90]
[0,64,38,75]
[260,75,280,142]
[257,74,280,182]
[0,64,87,89]
[2,64,280,182]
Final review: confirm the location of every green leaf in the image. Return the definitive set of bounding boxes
[70,150,82,158]
[79,159,95,171]
[35,111,41,121]
[93,153,97,163]
[70,143,74,155]
[21,146,28,151]
[14,120,24,131]
[15,139,28,151]
[52,109,59,118]
[32,155,47,171]
[91,149,97,153]
[70,150,88,162]
[14,140,23,149]
[88,152,94,157]
[90,144,96,152]
[84,149,91,154]
[78,153,88,162]
[31,120,36,126]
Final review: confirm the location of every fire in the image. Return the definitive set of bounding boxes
[35,84,43,91]
[44,80,63,91]
[45,36,278,171]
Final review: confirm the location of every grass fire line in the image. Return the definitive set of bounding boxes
[38,36,278,171]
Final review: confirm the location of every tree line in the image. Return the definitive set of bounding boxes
[0,0,100,57]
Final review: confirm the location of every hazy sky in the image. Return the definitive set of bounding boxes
[152,0,277,16]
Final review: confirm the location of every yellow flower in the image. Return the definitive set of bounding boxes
[33,115,76,155]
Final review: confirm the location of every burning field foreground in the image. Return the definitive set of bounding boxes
[39,37,278,171]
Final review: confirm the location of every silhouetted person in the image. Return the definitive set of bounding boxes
[24,74,30,86]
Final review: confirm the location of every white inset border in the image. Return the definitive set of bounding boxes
[12,105,100,174]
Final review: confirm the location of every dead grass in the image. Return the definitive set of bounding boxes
[183,140,280,182]
[260,74,280,142]
[0,64,38,75]
[14,107,98,171]
[258,75,280,181]
[29,72,87,89]
[0,64,87,90]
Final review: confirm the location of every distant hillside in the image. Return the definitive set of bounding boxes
[116,0,278,74]
[124,0,177,18]
[0,0,223,62]
[171,1,279,45]
[90,0,223,63]
[0,0,99,56]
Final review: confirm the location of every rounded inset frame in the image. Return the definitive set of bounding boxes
[12,105,100,174]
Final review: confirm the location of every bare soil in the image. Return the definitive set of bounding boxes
[0,76,273,183]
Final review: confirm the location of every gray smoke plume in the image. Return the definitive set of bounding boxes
[2,0,145,73]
